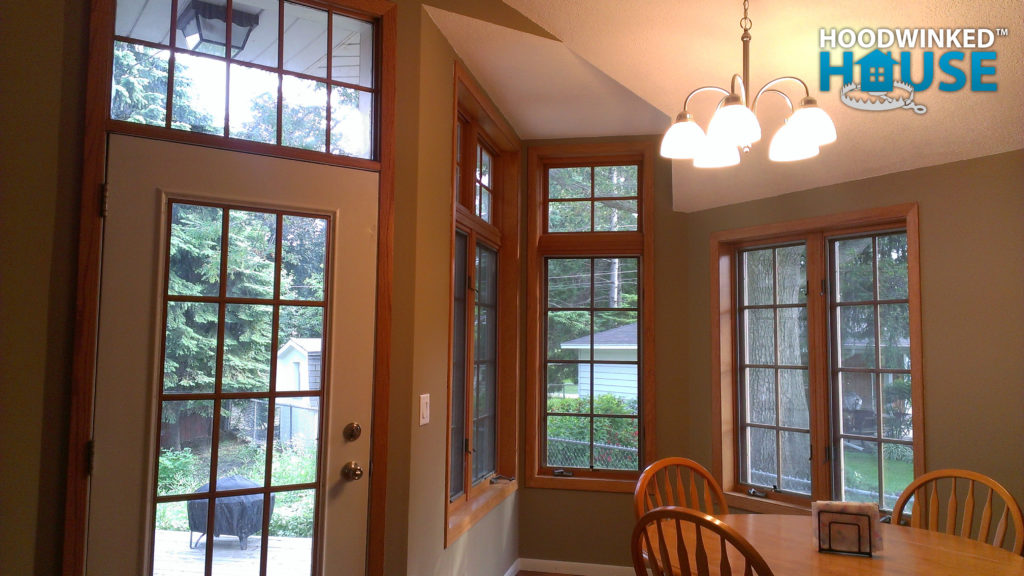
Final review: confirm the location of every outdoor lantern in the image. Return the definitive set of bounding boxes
[177,1,261,56]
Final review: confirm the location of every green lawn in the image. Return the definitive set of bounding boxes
[843,447,914,508]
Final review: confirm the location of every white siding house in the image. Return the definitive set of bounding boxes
[274,338,322,447]
[560,323,638,402]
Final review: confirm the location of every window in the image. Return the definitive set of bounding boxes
[526,142,656,492]
[108,0,380,163]
[712,204,923,511]
[154,201,329,573]
[445,64,520,545]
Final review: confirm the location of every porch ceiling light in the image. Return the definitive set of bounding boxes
[177,1,261,56]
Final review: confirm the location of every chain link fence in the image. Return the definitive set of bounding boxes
[547,437,638,470]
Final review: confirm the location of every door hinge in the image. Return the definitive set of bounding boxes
[820,278,827,296]
[86,439,95,476]
[464,438,472,454]
[100,183,109,219]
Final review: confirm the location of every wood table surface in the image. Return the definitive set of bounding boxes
[656,513,1024,575]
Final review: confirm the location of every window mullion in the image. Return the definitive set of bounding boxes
[805,232,832,502]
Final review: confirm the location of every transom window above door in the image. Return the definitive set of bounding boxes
[110,0,379,161]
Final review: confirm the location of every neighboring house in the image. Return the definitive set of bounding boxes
[560,323,638,402]
[275,337,322,447]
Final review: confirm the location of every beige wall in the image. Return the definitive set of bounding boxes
[388,1,534,574]
[518,149,1024,566]
[0,0,86,574]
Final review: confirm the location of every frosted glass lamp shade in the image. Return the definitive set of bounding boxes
[707,96,761,148]
[660,113,706,159]
[693,134,740,168]
[769,121,819,162]
[789,98,837,146]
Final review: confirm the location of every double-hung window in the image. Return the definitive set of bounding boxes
[712,205,923,511]
[445,65,520,545]
[526,142,656,492]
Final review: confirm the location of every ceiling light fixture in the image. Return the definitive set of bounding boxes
[661,0,836,167]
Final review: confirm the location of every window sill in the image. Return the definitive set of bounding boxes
[724,491,812,515]
[445,478,518,547]
[525,472,638,493]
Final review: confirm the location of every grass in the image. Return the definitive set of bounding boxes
[843,446,914,507]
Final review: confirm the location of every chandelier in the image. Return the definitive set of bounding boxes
[660,0,837,167]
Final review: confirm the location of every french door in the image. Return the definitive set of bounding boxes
[86,134,378,575]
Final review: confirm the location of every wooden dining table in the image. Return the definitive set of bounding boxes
[653,513,1024,575]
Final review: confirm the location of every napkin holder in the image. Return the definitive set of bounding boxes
[812,501,882,557]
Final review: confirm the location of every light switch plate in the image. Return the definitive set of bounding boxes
[419,394,430,426]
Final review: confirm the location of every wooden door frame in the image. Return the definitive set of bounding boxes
[61,1,396,574]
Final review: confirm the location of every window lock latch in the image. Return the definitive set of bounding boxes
[552,468,574,477]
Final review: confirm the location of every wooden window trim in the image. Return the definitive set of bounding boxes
[63,1,396,574]
[710,203,924,513]
[525,141,656,493]
[445,62,520,546]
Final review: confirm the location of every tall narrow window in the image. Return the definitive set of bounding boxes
[713,205,923,511]
[831,232,913,509]
[445,65,520,545]
[738,244,811,496]
[526,142,655,492]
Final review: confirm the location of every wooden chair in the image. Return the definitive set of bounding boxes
[891,468,1024,555]
[635,457,729,519]
[632,506,775,576]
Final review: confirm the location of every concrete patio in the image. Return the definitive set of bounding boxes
[152,529,312,576]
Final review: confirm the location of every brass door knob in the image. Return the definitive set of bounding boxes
[341,461,364,481]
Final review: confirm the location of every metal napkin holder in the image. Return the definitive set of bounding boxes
[817,510,874,557]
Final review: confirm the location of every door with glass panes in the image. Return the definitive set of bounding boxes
[86,135,378,575]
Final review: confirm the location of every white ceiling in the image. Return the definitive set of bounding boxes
[426,0,1024,212]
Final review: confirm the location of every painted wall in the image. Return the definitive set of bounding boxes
[518,149,1024,566]
[387,1,546,575]
[0,0,86,574]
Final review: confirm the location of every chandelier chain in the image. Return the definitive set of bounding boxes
[740,0,752,32]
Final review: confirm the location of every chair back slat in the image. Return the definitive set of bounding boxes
[634,457,729,519]
[631,507,775,576]
[910,486,924,528]
[979,490,994,543]
[994,508,1009,549]
[927,484,940,531]
[945,477,959,535]
[718,533,732,576]
[892,468,1024,555]
[694,524,709,576]
[961,480,976,538]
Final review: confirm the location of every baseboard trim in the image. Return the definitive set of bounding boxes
[516,558,633,576]
[503,558,521,576]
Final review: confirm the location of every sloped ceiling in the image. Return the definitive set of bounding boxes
[426,0,1024,212]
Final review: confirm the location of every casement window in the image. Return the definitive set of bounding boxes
[712,204,924,511]
[107,0,382,166]
[525,142,656,492]
[445,64,520,545]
